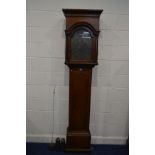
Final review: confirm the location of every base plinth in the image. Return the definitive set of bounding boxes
[65,129,91,152]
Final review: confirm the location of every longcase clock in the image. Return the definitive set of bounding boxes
[62,9,103,152]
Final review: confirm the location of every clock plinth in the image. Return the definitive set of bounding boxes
[66,128,91,152]
[63,9,103,152]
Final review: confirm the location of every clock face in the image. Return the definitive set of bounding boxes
[71,29,92,60]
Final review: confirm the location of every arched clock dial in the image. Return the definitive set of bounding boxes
[71,29,92,60]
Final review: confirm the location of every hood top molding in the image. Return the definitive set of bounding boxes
[62,9,103,17]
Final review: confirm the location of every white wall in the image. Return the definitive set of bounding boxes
[26,0,129,144]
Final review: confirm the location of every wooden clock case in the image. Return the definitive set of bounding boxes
[62,9,103,152]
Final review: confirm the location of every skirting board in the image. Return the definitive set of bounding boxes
[26,134,128,145]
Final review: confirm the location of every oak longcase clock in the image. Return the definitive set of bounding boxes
[62,9,103,152]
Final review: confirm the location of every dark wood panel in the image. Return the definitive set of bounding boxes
[66,17,99,30]
[69,68,92,131]
[66,129,91,152]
